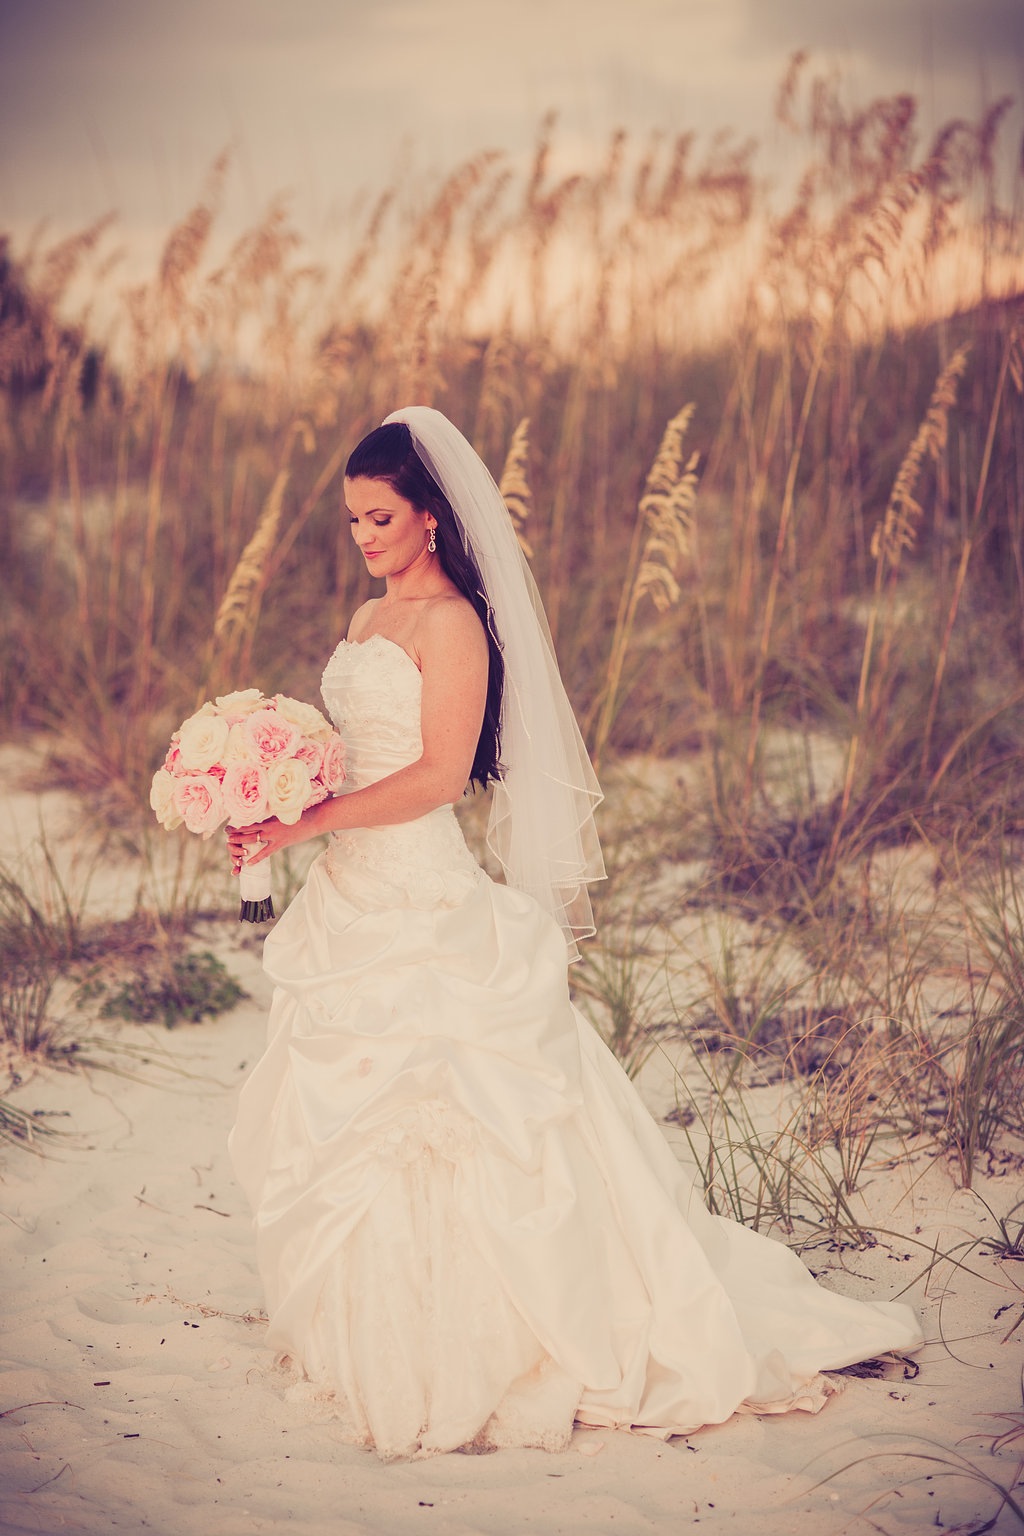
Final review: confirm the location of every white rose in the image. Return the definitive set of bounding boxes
[215,688,265,717]
[149,768,183,829]
[222,722,251,763]
[267,759,313,824]
[177,711,230,771]
[273,693,333,741]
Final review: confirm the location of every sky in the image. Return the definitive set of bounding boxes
[1,0,1022,264]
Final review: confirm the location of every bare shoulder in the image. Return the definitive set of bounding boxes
[347,599,381,642]
[415,595,487,665]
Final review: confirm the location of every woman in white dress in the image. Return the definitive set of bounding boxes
[226,406,922,1461]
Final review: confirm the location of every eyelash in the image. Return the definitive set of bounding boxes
[350,516,391,527]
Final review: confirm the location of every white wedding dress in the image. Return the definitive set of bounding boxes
[229,634,923,1460]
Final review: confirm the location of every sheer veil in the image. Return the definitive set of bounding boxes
[383,406,605,960]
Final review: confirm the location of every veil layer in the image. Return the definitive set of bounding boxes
[383,406,605,959]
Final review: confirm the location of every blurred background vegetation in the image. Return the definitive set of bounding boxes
[1,61,1022,1196]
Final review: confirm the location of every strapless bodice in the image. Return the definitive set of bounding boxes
[320,633,425,790]
[318,635,481,911]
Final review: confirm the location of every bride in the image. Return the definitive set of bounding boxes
[226,406,922,1460]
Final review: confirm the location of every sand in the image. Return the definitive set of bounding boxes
[1,750,1022,1535]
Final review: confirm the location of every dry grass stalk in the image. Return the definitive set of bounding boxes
[219,196,301,305]
[159,151,228,315]
[634,450,699,612]
[1,83,1024,1231]
[0,80,1021,869]
[639,405,697,515]
[457,164,513,319]
[831,345,971,852]
[207,420,315,693]
[741,322,830,809]
[497,416,533,557]
[335,187,395,304]
[870,345,971,573]
[591,405,698,769]
[33,213,116,308]
[864,342,971,716]
[924,319,1023,776]
[474,326,521,459]
[522,111,584,335]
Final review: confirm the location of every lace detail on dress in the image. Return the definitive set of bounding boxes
[325,812,481,911]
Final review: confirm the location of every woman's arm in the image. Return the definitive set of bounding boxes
[227,601,488,869]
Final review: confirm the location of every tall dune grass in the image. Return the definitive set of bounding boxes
[1,61,1022,1186]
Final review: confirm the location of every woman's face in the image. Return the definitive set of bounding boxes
[344,476,436,580]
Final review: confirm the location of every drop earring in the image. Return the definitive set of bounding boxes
[427,527,437,554]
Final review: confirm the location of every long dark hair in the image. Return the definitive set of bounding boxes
[345,422,504,791]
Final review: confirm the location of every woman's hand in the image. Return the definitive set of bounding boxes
[226,817,292,876]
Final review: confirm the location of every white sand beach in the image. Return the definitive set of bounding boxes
[5,958,1023,1534]
[1,751,1022,1536]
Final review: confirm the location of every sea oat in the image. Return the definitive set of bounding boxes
[498,417,533,557]
[870,345,971,571]
[591,405,700,766]
[159,151,228,314]
[210,422,315,686]
[634,450,700,612]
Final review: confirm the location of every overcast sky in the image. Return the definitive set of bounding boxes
[1,0,1022,259]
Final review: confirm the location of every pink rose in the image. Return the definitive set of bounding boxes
[221,761,270,825]
[242,708,301,766]
[164,741,182,773]
[305,779,329,810]
[319,736,347,792]
[172,774,225,836]
[293,738,324,775]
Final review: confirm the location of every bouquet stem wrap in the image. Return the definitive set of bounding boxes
[238,854,274,923]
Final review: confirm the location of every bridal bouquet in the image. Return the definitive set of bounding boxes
[150,689,346,921]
